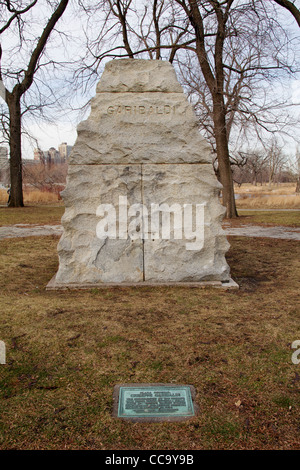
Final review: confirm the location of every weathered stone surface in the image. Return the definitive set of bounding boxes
[142,164,230,282]
[55,164,143,284]
[51,59,233,288]
[0,147,9,185]
[69,91,211,165]
[96,59,183,93]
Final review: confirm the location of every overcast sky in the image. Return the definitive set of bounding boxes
[1,0,300,159]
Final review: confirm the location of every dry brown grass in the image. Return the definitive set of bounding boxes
[0,189,61,205]
[234,183,300,209]
[0,189,8,204]
[0,234,299,450]
[23,190,60,204]
[1,183,297,208]
[236,194,300,209]
[235,183,297,195]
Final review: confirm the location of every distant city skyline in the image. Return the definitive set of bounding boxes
[22,121,78,160]
[34,142,73,164]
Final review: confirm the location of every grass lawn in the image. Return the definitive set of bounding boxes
[231,210,300,228]
[0,204,299,228]
[0,205,64,227]
[0,228,299,449]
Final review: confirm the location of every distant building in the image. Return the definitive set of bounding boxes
[47,147,59,165]
[34,147,44,162]
[33,143,72,165]
[58,142,72,162]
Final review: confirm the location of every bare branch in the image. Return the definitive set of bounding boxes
[0,0,38,35]
[273,0,300,27]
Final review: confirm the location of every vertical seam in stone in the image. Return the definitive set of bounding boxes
[141,163,145,281]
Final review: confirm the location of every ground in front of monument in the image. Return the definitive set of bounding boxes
[0,207,299,450]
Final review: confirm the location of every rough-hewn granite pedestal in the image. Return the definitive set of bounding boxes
[47,59,237,290]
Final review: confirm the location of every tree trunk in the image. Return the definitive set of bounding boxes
[7,93,24,207]
[185,0,237,218]
[2,0,69,208]
[213,98,238,218]
[268,172,274,187]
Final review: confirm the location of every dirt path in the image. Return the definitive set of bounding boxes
[223,223,300,240]
[0,223,300,240]
[0,224,62,239]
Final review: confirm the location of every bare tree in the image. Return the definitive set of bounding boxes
[77,1,240,215]
[76,0,194,87]
[179,7,297,150]
[273,0,300,27]
[265,138,288,186]
[79,0,299,218]
[273,0,300,193]
[173,0,300,216]
[23,161,67,192]
[294,146,300,192]
[282,148,300,190]
[0,0,69,207]
[239,150,268,186]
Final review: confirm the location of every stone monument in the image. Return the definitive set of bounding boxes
[0,147,9,185]
[47,59,237,289]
